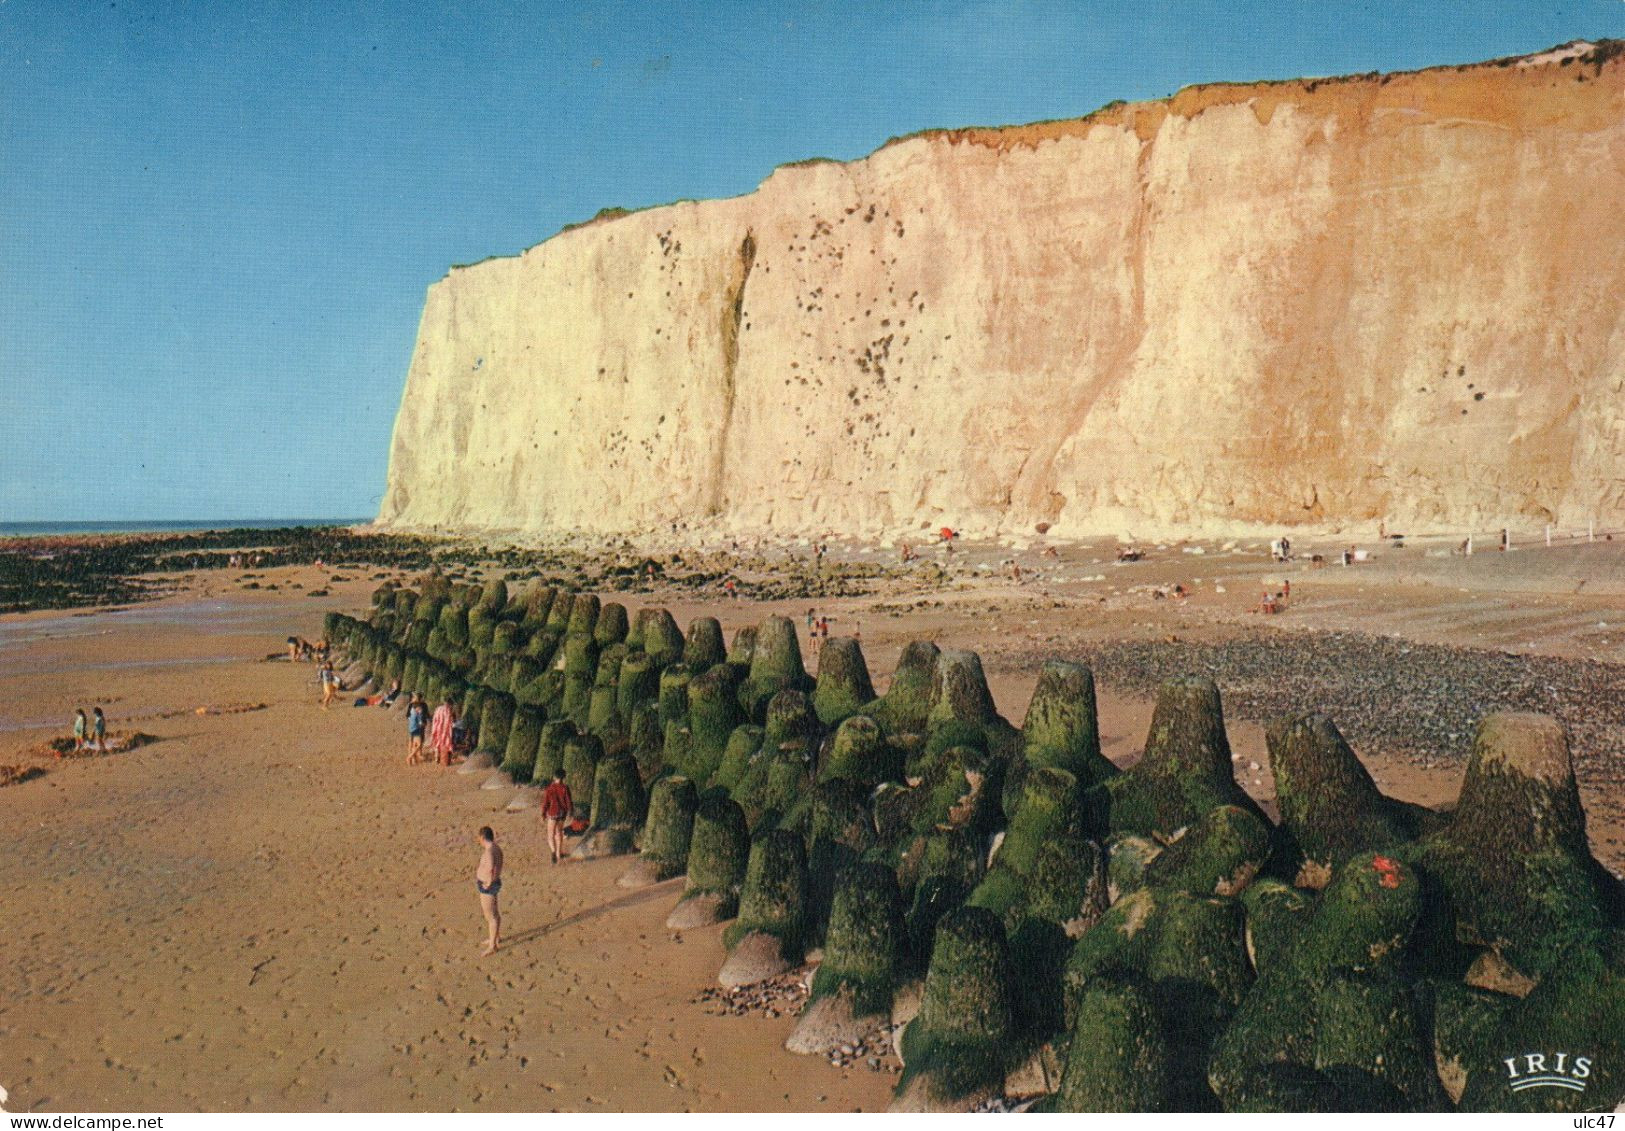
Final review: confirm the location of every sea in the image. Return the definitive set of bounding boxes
[0,518,369,538]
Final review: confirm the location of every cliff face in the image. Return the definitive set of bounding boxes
[379,44,1625,539]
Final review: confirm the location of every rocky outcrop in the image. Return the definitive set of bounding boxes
[379,43,1624,539]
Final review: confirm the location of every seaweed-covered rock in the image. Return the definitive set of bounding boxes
[1415,713,1617,979]
[477,576,507,614]
[790,861,907,1054]
[683,615,726,670]
[819,715,901,791]
[864,640,941,736]
[1047,977,1175,1112]
[926,649,1001,732]
[1456,942,1625,1112]
[726,624,757,671]
[1106,833,1162,902]
[970,767,1082,926]
[621,775,698,888]
[1142,804,1273,897]
[1268,712,1428,884]
[561,632,599,678]
[638,608,684,667]
[1207,851,1432,1110]
[500,706,546,783]
[1020,660,1118,789]
[902,826,987,956]
[567,593,600,638]
[719,829,809,986]
[668,793,750,928]
[738,616,812,721]
[894,905,1017,1110]
[1088,676,1266,839]
[531,718,577,784]
[561,733,604,821]
[683,664,742,784]
[616,651,660,718]
[710,724,764,795]
[813,637,877,727]
[1240,878,1315,978]
[573,754,647,859]
[1025,835,1109,938]
[545,591,575,633]
[520,585,555,630]
[475,693,515,759]
[593,601,628,647]
[802,777,877,936]
[656,663,691,726]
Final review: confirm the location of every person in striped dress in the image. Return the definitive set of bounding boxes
[430,698,458,767]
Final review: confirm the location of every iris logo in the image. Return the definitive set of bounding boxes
[1503,1052,1592,1092]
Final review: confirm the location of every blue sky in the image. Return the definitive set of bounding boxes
[2,1,1620,522]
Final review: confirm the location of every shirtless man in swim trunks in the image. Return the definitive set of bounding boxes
[475,826,503,956]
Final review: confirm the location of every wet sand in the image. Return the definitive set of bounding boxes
[1,540,1621,1111]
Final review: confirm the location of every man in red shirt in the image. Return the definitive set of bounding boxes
[541,769,573,864]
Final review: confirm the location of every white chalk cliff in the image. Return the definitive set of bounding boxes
[379,43,1625,539]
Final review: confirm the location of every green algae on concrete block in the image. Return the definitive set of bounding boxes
[1240,878,1315,978]
[1020,660,1118,789]
[810,860,907,1016]
[1414,712,1617,979]
[738,616,812,721]
[813,637,877,727]
[593,601,629,647]
[574,754,647,858]
[1142,804,1273,897]
[819,715,901,791]
[562,732,604,820]
[684,616,726,670]
[637,775,699,881]
[710,723,764,795]
[1047,977,1175,1112]
[723,828,809,958]
[531,718,578,784]
[895,905,1017,1108]
[864,640,940,737]
[1267,711,1426,883]
[656,664,691,726]
[567,593,600,638]
[616,651,660,718]
[638,608,686,668]
[803,777,878,938]
[475,693,516,759]
[678,793,751,918]
[1088,676,1265,839]
[500,706,546,783]
[726,624,758,671]
[682,664,742,785]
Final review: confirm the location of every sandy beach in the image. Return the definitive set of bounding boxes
[1,535,1622,1111]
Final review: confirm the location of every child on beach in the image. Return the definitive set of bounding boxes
[318,661,339,709]
[475,826,503,956]
[405,693,428,765]
[72,708,88,754]
[92,707,107,752]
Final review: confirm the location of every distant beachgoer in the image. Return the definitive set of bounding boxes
[319,661,339,710]
[541,769,573,864]
[406,693,429,765]
[287,636,300,662]
[92,707,107,753]
[431,699,458,766]
[476,826,503,956]
[72,708,88,754]
[805,608,815,630]
[1283,579,1291,600]
[900,543,915,563]
[724,579,738,600]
